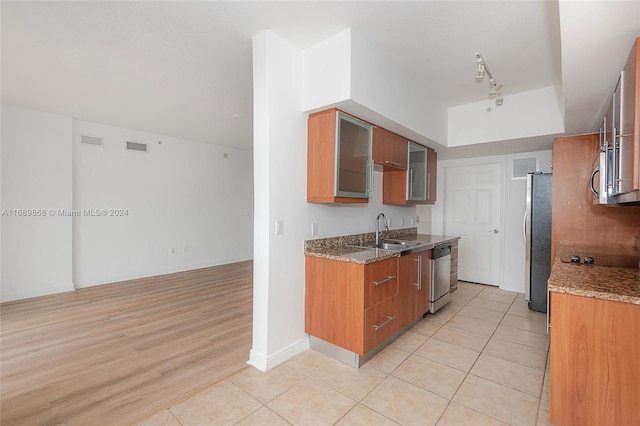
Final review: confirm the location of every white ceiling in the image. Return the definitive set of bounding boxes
[1,1,639,157]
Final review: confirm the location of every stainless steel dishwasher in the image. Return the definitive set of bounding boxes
[430,243,451,313]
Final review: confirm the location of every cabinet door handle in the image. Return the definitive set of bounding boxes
[427,172,431,200]
[411,256,423,289]
[373,275,396,286]
[368,160,373,197]
[412,257,421,288]
[385,160,402,168]
[546,287,551,334]
[373,315,396,331]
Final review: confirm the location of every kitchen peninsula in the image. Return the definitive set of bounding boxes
[304,228,459,367]
[548,243,640,426]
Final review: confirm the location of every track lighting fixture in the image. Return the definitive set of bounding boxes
[475,52,503,106]
[476,58,485,81]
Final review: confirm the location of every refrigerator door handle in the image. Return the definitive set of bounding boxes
[522,210,527,244]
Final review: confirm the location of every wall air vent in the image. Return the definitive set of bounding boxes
[81,135,103,146]
[126,141,148,152]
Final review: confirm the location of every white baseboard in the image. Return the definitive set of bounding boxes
[247,336,310,372]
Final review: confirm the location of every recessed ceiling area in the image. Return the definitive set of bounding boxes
[1,1,638,158]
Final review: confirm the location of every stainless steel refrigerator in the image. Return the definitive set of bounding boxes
[524,172,552,313]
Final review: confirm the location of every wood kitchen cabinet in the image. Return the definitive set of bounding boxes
[449,239,458,293]
[305,256,399,355]
[307,109,373,203]
[382,143,437,205]
[372,127,408,170]
[592,37,640,204]
[397,249,432,329]
[551,134,640,259]
[619,37,640,199]
[549,292,640,426]
[426,146,437,203]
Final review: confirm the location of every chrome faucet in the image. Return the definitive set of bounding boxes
[375,213,389,246]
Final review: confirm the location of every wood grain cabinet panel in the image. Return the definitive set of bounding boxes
[450,240,459,293]
[383,145,437,205]
[620,37,640,193]
[551,134,640,259]
[307,109,372,204]
[364,296,399,353]
[305,256,398,356]
[364,257,399,308]
[397,249,432,329]
[397,253,420,329]
[426,147,437,204]
[372,127,408,170]
[550,292,640,426]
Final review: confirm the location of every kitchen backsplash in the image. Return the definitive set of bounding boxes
[304,227,418,251]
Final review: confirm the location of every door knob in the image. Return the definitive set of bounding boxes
[489,229,499,233]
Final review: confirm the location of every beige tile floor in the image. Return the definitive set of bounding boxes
[138,282,554,426]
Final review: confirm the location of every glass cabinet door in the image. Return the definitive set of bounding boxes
[335,112,372,198]
[407,142,427,201]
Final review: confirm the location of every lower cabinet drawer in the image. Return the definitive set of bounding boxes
[365,257,398,308]
[363,296,398,354]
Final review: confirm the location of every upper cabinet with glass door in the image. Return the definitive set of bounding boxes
[383,141,437,205]
[407,142,427,201]
[307,109,373,203]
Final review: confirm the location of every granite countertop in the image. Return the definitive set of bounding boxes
[548,243,640,305]
[305,245,400,264]
[304,229,460,264]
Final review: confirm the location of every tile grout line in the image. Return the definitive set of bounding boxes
[432,286,516,425]
[166,283,548,426]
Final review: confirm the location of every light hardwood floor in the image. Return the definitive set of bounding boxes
[0,261,253,425]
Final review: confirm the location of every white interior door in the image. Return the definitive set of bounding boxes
[444,163,502,286]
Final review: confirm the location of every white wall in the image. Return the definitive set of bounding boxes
[302,28,448,149]
[73,120,253,287]
[430,150,552,293]
[448,87,565,147]
[250,30,416,371]
[416,205,432,235]
[1,105,74,302]
[349,30,447,146]
[1,105,253,301]
[301,29,352,112]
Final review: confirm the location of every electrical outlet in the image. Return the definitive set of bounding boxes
[170,247,176,255]
[401,217,405,227]
[275,220,284,235]
[183,246,188,253]
[387,218,392,228]
[311,222,318,236]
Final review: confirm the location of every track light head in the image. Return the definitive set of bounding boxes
[474,52,504,106]
[476,64,485,81]
[488,80,500,97]
[475,53,485,81]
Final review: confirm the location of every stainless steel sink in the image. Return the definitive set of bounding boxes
[383,239,422,247]
[361,242,408,251]
[356,239,429,255]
